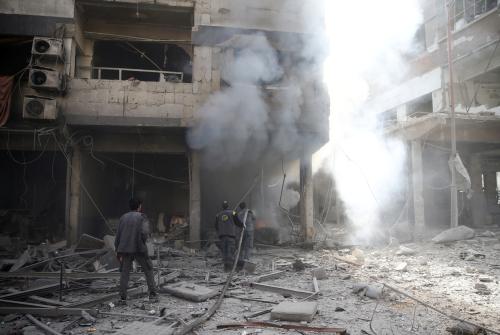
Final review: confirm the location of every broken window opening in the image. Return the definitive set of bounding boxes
[454,0,497,30]
[92,41,192,83]
[0,37,33,76]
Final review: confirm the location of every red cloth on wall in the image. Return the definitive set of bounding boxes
[0,76,15,127]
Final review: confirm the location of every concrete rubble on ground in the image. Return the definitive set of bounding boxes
[0,226,499,335]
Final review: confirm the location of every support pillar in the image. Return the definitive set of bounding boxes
[68,146,81,246]
[411,140,425,240]
[300,155,314,242]
[189,151,201,248]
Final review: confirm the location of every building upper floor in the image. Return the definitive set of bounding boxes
[369,0,500,133]
[0,0,329,147]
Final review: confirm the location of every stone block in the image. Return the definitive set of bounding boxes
[103,235,115,251]
[162,281,218,302]
[174,83,184,93]
[165,82,175,93]
[431,225,475,243]
[271,301,318,322]
[182,83,193,93]
[148,92,165,106]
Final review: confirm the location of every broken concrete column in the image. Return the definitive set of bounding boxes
[300,155,314,242]
[68,145,81,246]
[189,151,201,248]
[411,140,425,240]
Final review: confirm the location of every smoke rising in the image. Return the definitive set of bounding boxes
[188,34,285,167]
[318,0,423,244]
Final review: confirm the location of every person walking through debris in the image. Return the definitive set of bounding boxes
[115,198,158,304]
[215,200,242,272]
[237,202,256,262]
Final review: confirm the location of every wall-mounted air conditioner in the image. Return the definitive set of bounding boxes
[29,68,64,91]
[23,96,58,120]
[31,37,64,60]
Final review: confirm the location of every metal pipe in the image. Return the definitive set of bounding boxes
[59,262,64,301]
[446,0,458,228]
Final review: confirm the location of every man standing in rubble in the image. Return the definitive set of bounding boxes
[237,202,256,261]
[115,198,158,304]
[215,201,241,272]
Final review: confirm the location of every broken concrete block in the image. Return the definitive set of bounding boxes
[474,283,491,295]
[162,282,218,302]
[75,234,104,251]
[394,262,408,272]
[271,301,318,322]
[352,283,383,299]
[446,322,487,335]
[103,235,116,251]
[365,285,383,299]
[9,250,31,272]
[310,267,328,280]
[431,226,475,243]
[396,246,416,256]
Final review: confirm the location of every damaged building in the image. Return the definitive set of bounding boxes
[0,0,328,247]
[373,0,500,237]
[0,1,499,334]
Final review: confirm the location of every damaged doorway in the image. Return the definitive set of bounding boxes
[79,152,189,239]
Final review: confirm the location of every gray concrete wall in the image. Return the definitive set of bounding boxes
[0,0,75,18]
[62,79,197,127]
[206,0,323,33]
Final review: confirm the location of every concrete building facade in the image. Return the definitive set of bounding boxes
[0,0,328,246]
[373,1,500,235]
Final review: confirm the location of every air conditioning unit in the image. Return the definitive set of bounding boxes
[29,68,64,91]
[23,96,58,120]
[31,37,64,60]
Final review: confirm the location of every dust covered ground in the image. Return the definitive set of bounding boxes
[1,227,499,335]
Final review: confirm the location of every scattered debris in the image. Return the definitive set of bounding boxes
[474,283,491,295]
[432,226,475,243]
[394,261,408,272]
[310,267,328,280]
[250,282,316,298]
[352,283,384,299]
[217,321,347,334]
[396,246,416,256]
[162,282,218,302]
[447,322,487,335]
[270,301,318,322]
[292,259,306,271]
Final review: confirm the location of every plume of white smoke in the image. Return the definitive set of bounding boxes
[187,34,285,167]
[318,0,423,244]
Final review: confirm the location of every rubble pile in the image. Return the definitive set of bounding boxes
[0,226,498,335]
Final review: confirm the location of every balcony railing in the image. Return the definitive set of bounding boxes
[87,66,184,83]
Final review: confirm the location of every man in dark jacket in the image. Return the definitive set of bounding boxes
[215,201,241,271]
[115,198,158,304]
